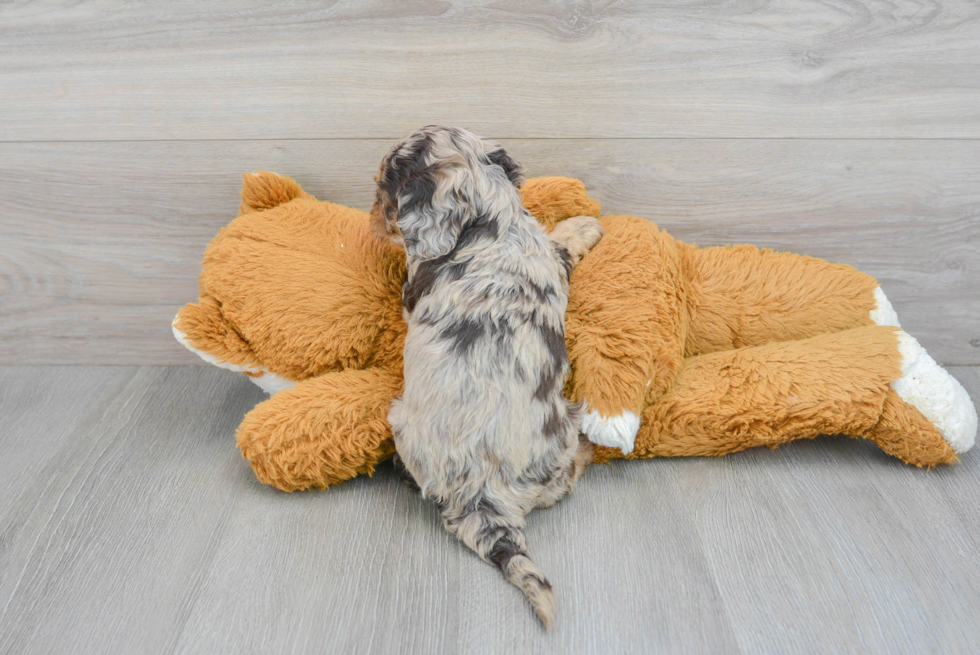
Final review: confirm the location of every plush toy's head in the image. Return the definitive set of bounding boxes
[177,180,408,383]
[370,126,525,261]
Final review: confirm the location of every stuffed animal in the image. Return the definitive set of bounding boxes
[174,172,977,492]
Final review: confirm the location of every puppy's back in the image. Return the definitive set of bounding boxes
[395,213,577,477]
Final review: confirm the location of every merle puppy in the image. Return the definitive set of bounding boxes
[371,126,603,630]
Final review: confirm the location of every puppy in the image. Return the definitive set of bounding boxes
[372,126,603,629]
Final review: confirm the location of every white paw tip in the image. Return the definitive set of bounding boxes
[250,371,296,394]
[870,287,901,328]
[581,409,640,455]
[893,331,977,454]
[172,314,296,395]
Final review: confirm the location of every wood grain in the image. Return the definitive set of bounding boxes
[0,365,977,653]
[1,1,979,141]
[0,366,266,655]
[672,365,980,655]
[2,139,977,365]
[0,367,136,516]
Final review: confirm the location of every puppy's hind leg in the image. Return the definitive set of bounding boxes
[535,435,594,509]
[548,215,605,270]
[392,453,421,492]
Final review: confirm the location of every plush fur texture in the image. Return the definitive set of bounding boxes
[370,127,601,629]
[174,172,977,497]
[602,325,957,465]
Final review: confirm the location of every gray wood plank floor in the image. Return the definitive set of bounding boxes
[0,365,978,654]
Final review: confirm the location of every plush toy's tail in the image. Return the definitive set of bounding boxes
[448,505,556,630]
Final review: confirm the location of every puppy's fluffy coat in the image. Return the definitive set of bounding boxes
[372,126,603,629]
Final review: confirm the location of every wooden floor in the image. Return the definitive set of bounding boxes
[2,1,980,653]
[0,366,977,654]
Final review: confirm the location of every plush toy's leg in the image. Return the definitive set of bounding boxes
[679,243,881,356]
[236,369,402,492]
[595,325,976,468]
[567,215,689,455]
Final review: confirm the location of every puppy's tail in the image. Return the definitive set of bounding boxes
[451,506,556,630]
[491,534,556,630]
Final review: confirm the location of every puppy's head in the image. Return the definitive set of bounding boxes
[371,126,525,260]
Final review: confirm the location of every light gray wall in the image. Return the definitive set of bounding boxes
[1,1,978,365]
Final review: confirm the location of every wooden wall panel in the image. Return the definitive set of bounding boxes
[2,139,977,364]
[1,1,979,140]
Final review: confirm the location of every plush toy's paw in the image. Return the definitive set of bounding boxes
[893,330,977,454]
[581,407,641,455]
[172,315,296,395]
[868,289,975,455]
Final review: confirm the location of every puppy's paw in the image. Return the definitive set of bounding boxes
[549,215,605,267]
[568,214,605,246]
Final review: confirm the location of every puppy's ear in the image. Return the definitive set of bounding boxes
[399,164,474,260]
[486,147,526,188]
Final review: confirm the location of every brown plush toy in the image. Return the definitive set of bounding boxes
[174,172,977,492]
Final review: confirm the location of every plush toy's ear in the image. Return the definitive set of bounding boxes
[239,171,310,215]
